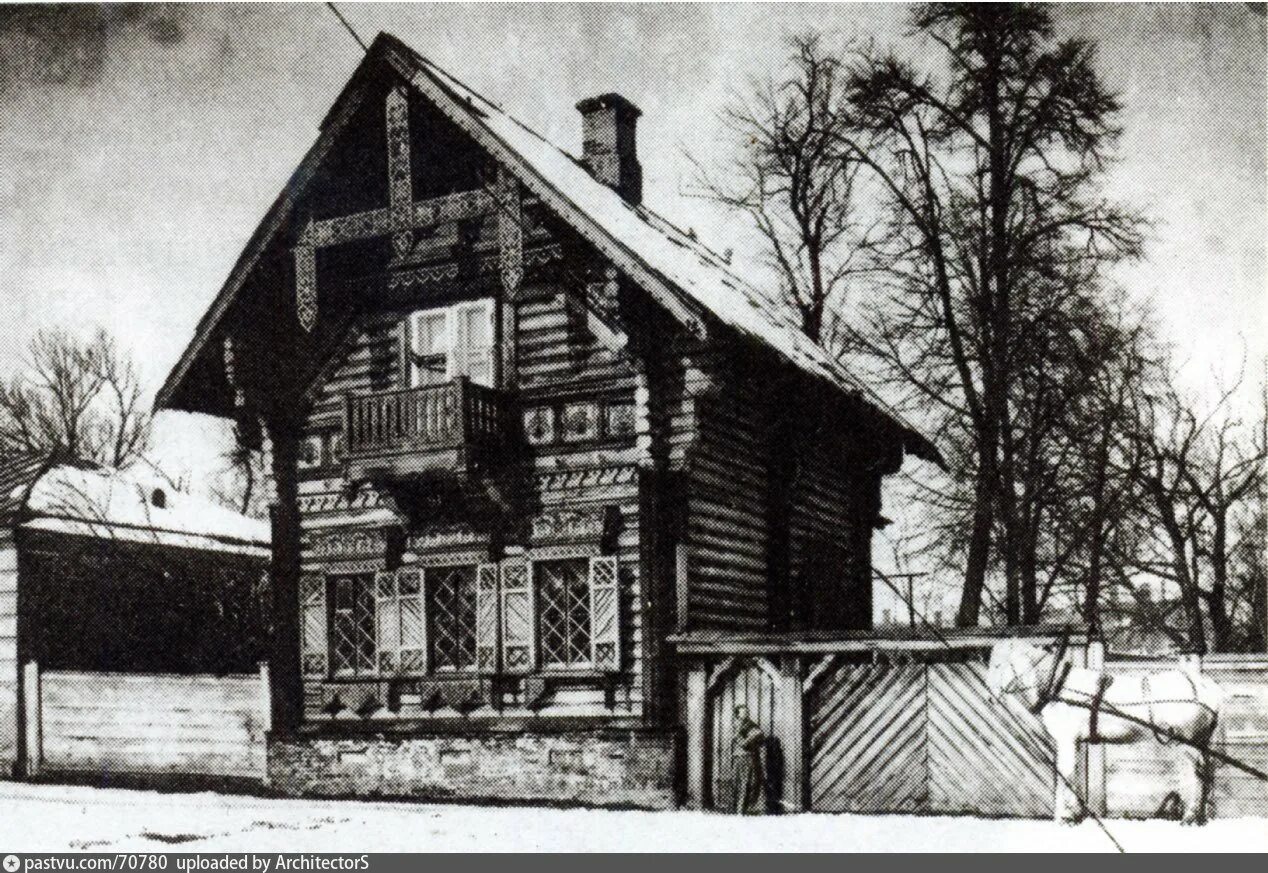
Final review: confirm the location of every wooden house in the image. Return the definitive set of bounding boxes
[0,453,270,777]
[155,33,936,807]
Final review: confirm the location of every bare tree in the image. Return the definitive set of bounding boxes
[208,418,270,518]
[0,327,150,467]
[692,33,874,345]
[832,4,1145,625]
[1126,363,1266,652]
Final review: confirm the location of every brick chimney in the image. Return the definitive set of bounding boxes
[576,93,642,205]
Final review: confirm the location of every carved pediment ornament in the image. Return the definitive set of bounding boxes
[306,527,390,562]
[406,523,490,553]
[292,85,521,332]
[528,506,615,545]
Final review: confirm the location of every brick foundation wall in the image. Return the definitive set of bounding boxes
[268,728,677,809]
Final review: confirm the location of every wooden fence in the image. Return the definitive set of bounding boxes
[677,629,1268,818]
[23,662,270,781]
[1103,654,1268,819]
[678,628,1083,816]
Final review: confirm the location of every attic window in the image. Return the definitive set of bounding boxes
[151,488,167,509]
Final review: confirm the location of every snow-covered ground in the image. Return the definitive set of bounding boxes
[0,782,1262,853]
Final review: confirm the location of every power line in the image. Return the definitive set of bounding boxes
[325,2,368,53]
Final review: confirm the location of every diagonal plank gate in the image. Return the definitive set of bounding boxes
[676,629,1086,816]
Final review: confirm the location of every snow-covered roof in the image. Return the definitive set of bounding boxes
[156,33,936,462]
[20,464,269,556]
[398,42,936,461]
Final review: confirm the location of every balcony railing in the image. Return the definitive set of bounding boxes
[342,378,507,479]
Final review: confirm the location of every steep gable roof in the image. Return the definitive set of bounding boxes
[157,33,937,463]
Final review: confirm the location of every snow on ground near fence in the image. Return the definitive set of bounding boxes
[0,783,1262,852]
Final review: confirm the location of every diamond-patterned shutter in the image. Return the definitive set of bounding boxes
[397,567,427,674]
[300,573,327,676]
[499,559,535,674]
[476,562,500,675]
[588,556,620,672]
[374,570,399,675]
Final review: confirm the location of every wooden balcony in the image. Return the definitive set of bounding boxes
[342,378,508,482]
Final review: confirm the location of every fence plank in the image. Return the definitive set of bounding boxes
[809,663,928,813]
[38,670,266,780]
[928,662,1054,817]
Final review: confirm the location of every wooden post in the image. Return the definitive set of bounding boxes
[684,661,708,809]
[22,660,39,778]
[776,655,806,812]
[258,661,272,785]
[675,543,690,631]
[267,418,303,733]
[258,661,273,733]
[1085,640,1106,816]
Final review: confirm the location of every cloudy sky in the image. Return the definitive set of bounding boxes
[0,3,1263,490]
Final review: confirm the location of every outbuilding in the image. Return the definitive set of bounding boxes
[0,452,270,778]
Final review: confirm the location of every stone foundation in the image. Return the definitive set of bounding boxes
[267,727,677,809]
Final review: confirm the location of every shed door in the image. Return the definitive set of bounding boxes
[708,661,779,812]
[808,662,929,813]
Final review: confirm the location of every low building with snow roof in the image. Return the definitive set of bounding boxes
[0,452,270,777]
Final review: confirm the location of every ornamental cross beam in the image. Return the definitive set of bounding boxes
[293,84,524,331]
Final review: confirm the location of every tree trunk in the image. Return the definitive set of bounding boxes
[957,447,996,626]
[1207,512,1233,652]
[1020,510,1041,625]
[1083,415,1113,627]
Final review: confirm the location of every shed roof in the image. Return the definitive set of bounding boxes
[0,456,269,556]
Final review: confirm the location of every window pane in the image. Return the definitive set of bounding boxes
[460,303,491,347]
[410,310,449,387]
[429,565,477,671]
[414,311,448,355]
[537,559,591,667]
[331,575,376,676]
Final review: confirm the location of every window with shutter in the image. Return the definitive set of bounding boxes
[374,570,399,674]
[406,300,494,388]
[499,559,535,674]
[300,573,327,676]
[427,564,477,671]
[589,556,620,672]
[397,567,426,673]
[537,558,591,668]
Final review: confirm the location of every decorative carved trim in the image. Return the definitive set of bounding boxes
[406,524,491,553]
[406,549,491,568]
[295,243,317,332]
[298,190,494,249]
[298,487,389,515]
[306,528,389,562]
[301,558,384,575]
[536,465,638,493]
[529,507,608,545]
[530,543,599,561]
[496,167,523,294]
[222,335,236,386]
[386,85,413,260]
